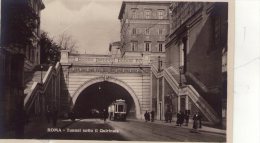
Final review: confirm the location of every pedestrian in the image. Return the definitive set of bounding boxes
[144,111,149,122]
[164,111,168,123]
[176,111,181,126]
[151,111,155,122]
[147,111,150,121]
[103,109,108,122]
[198,112,202,128]
[180,111,185,126]
[168,110,172,123]
[185,110,190,126]
[193,112,199,130]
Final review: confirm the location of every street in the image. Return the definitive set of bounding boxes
[37,119,226,142]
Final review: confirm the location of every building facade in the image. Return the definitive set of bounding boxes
[0,0,45,137]
[24,0,45,71]
[118,1,171,69]
[109,41,122,58]
[165,2,228,126]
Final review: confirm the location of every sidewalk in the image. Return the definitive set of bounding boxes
[128,118,226,135]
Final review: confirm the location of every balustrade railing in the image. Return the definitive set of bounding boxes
[164,67,220,123]
[24,62,61,117]
[151,65,220,123]
[68,56,149,65]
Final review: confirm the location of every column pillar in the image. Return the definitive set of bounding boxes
[60,50,69,64]
[177,95,180,112]
[156,79,160,120]
[162,77,165,120]
[185,94,189,110]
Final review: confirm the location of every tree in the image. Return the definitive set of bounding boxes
[57,33,78,53]
[39,32,61,65]
[1,0,39,52]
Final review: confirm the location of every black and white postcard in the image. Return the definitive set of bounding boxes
[0,0,233,142]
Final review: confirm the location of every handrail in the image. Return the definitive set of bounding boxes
[187,85,220,122]
[24,62,61,112]
[24,82,39,107]
[163,66,220,123]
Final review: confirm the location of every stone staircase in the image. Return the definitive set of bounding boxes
[164,67,220,124]
[23,63,62,118]
[151,65,220,124]
[24,71,47,96]
[167,66,187,85]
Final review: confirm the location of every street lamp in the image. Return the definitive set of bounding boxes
[179,66,183,87]
[40,65,43,84]
[158,56,162,72]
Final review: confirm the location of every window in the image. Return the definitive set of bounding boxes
[145,28,150,35]
[158,28,163,35]
[145,9,151,19]
[131,8,138,19]
[118,105,124,112]
[158,43,163,52]
[144,42,151,51]
[131,41,138,51]
[132,28,136,35]
[158,10,164,19]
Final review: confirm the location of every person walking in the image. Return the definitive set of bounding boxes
[103,109,108,122]
[164,111,168,123]
[150,111,155,122]
[180,111,185,126]
[185,110,190,126]
[168,111,173,123]
[147,111,150,121]
[176,111,181,126]
[198,112,202,128]
[193,112,199,130]
[144,111,149,122]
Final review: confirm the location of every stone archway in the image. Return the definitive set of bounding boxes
[71,76,142,119]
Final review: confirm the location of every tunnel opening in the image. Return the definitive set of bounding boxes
[73,81,136,119]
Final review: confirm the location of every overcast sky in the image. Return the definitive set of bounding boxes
[41,0,122,54]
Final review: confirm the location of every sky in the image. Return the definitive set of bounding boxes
[41,0,122,54]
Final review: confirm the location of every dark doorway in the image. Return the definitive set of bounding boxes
[180,97,186,112]
[73,81,135,119]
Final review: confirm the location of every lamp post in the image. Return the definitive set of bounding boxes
[158,56,162,72]
[179,66,183,87]
[98,84,102,112]
[40,65,43,84]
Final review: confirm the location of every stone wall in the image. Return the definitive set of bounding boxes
[63,67,151,119]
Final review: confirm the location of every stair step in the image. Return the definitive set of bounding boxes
[164,67,220,124]
[24,70,48,96]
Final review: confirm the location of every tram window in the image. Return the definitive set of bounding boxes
[118,105,124,112]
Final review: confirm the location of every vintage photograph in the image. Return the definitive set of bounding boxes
[1,0,229,142]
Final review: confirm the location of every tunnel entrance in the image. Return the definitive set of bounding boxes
[73,81,136,119]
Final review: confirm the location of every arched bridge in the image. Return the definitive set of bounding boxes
[60,50,152,119]
[24,50,220,124]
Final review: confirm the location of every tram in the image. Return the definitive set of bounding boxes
[108,99,127,121]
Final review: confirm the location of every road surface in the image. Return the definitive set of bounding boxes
[40,118,225,142]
